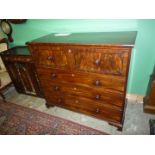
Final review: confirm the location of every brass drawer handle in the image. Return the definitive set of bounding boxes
[95,59,101,66]
[75,100,79,103]
[51,73,57,79]
[68,49,72,53]
[57,98,63,103]
[94,80,101,86]
[47,56,55,61]
[53,86,60,91]
[73,87,77,91]
[95,94,101,100]
[96,108,100,113]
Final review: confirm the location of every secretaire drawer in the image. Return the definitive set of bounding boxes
[29,44,131,76]
[37,67,126,92]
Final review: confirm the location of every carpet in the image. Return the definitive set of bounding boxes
[0,100,107,135]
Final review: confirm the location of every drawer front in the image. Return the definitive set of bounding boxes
[39,78,124,109]
[2,55,32,63]
[44,92,122,123]
[29,44,131,76]
[37,67,126,92]
[32,45,74,69]
[74,47,130,76]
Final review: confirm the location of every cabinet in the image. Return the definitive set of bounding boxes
[0,46,43,97]
[28,32,137,130]
[144,70,155,114]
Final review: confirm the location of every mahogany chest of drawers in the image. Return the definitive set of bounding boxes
[27,32,137,130]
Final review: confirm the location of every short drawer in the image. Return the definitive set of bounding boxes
[45,93,123,123]
[73,47,130,76]
[32,45,74,69]
[39,78,125,109]
[37,67,126,92]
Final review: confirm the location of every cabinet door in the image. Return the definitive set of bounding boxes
[24,63,43,97]
[149,81,155,104]
[5,61,43,97]
[16,62,37,95]
[5,62,25,93]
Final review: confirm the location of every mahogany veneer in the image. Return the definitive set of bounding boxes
[27,32,137,130]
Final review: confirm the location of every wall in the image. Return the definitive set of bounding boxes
[5,19,155,95]
[10,19,138,46]
[128,20,155,94]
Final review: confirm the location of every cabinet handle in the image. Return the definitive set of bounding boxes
[95,94,101,100]
[51,73,57,79]
[94,80,101,86]
[47,56,55,61]
[73,87,77,91]
[95,59,101,66]
[75,100,79,103]
[57,98,62,103]
[53,86,60,91]
[68,49,72,53]
[96,108,100,113]
[71,74,75,77]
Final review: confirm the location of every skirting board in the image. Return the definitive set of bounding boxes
[126,93,144,104]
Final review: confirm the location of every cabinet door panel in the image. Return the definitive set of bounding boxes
[5,62,25,93]
[17,63,36,94]
[5,61,43,97]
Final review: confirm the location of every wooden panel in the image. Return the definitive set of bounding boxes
[44,92,122,123]
[149,81,155,102]
[17,63,34,93]
[73,47,130,76]
[144,80,155,114]
[2,56,32,63]
[5,62,25,93]
[37,67,126,92]
[32,45,72,69]
[39,77,124,109]
[30,44,130,76]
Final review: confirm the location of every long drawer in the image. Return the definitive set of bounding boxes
[39,77,125,109]
[37,67,126,92]
[44,92,122,123]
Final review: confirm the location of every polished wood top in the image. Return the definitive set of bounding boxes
[28,31,137,46]
[0,46,30,56]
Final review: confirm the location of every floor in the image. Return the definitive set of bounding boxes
[2,87,155,135]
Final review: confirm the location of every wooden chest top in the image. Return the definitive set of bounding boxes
[27,31,137,46]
